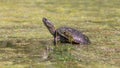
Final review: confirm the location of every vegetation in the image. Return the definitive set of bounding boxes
[0,0,120,68]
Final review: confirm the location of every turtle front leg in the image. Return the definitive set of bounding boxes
[54,31,57,46]
[54,36,57,46]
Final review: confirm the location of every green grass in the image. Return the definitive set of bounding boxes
[0,0,120,68]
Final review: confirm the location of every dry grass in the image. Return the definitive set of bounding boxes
[0,0,120,68]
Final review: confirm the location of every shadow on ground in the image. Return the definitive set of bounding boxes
[0,38,54,64]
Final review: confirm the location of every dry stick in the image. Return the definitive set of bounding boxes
[2,35,8,47]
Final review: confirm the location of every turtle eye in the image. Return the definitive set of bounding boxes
[42,17,47,21]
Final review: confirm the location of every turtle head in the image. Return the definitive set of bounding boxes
[42,18,56,36]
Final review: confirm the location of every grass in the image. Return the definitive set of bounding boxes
[0,0,120,68]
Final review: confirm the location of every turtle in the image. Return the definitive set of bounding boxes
[42,17,91,45]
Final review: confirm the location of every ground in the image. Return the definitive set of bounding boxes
[0,0,120,68]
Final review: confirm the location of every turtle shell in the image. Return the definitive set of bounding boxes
[56,27,91,45]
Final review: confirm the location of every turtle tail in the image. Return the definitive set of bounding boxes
[83,35,91,45]
[42,18,56,36]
